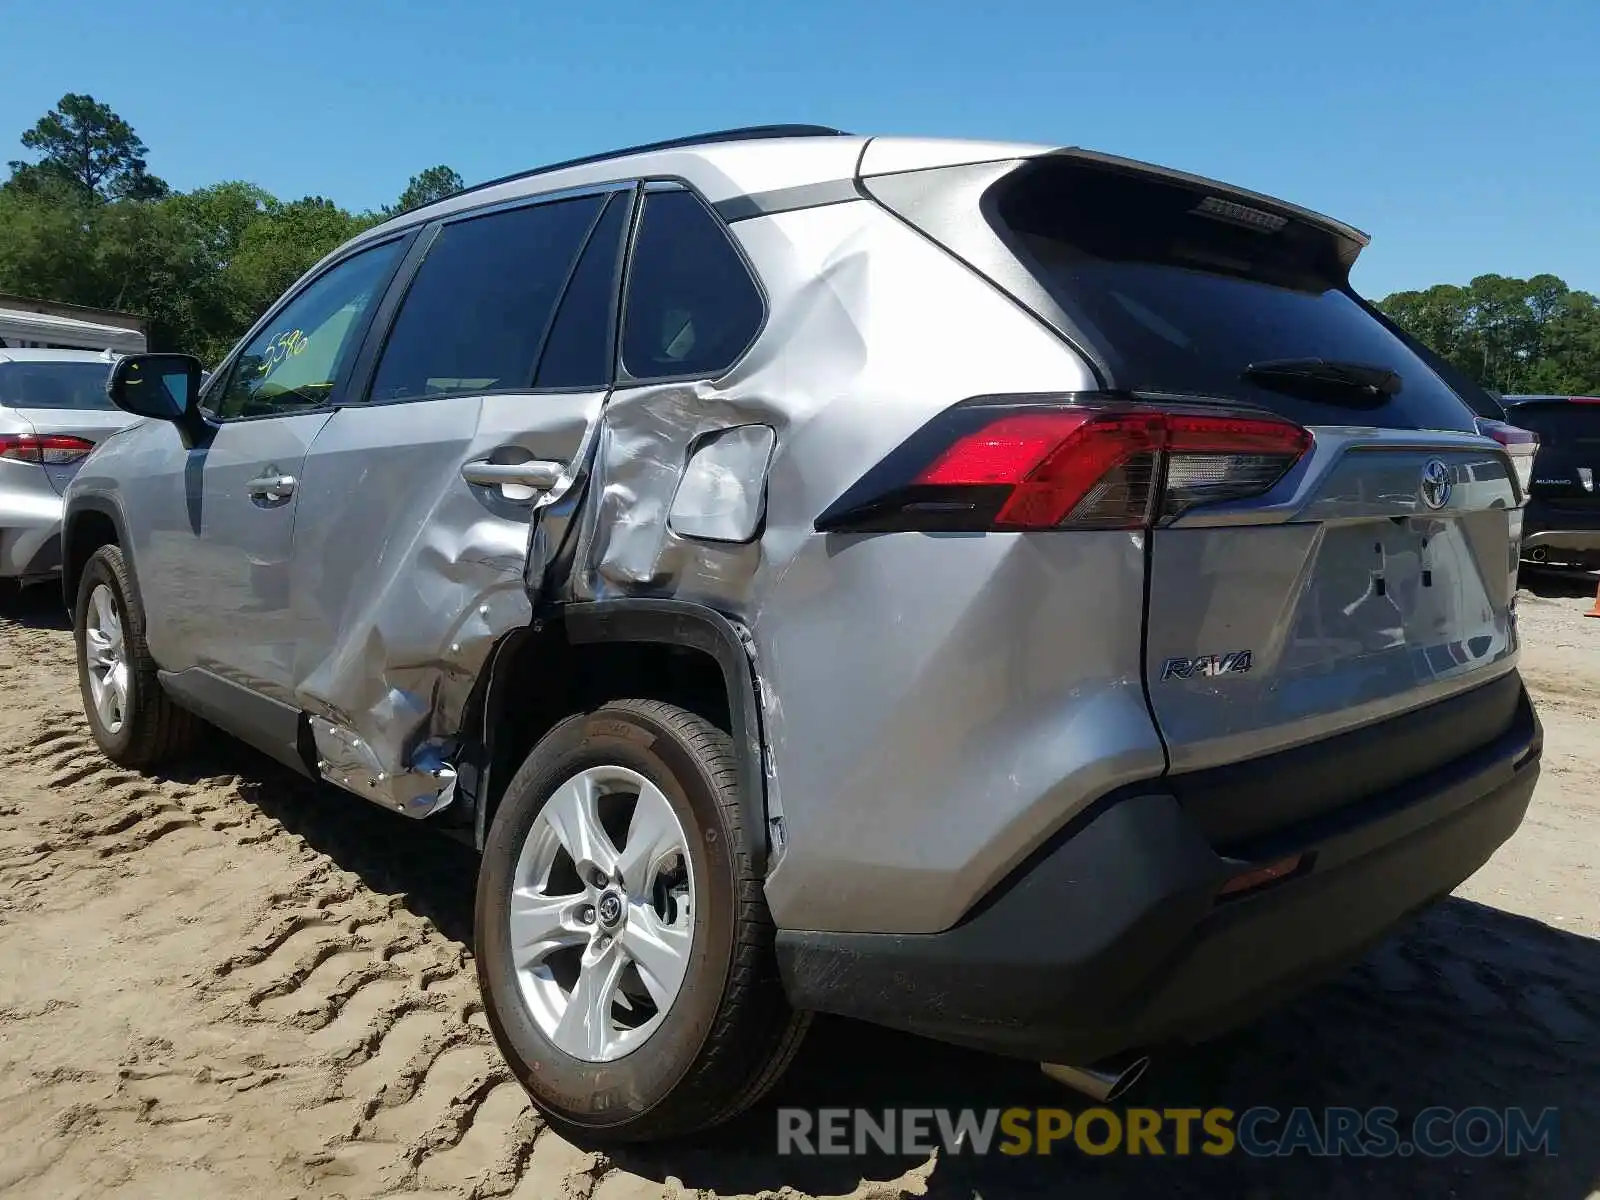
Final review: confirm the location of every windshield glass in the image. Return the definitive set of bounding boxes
[0,361,116,410]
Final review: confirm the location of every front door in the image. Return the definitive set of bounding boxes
[287,186,633,808]
[137,239,407,706]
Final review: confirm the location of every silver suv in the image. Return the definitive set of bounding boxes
[63,126,1541,1141]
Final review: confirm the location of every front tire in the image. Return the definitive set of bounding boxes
[476,699,808,1143]
[73,544,200,768]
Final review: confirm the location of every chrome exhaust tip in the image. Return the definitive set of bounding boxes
[1040,1055,1150,1103]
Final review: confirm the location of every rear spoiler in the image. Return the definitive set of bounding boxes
[1049,147,1371,268]
[1504,395,1600,407]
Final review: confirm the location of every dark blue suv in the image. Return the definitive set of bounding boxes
[1504,395,1600,568]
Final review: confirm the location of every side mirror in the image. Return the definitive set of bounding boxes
[109,353,202,421]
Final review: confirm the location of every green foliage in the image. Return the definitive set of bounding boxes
[0,96,420,363]
[1377,274,1600,397]
[6,94,1597,399]
[9,93,168,201]
[389,165,464,215]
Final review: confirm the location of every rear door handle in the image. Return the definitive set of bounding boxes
[246,473,297,500]
[460,460,565,491]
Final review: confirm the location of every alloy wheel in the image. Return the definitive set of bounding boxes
[508,764,696,1062]
[84,584,129,736]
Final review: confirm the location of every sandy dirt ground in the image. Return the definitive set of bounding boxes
[0,576,1596,1199]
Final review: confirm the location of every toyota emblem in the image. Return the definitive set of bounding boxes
[1419,459,1452,510]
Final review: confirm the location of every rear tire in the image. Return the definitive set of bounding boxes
[73,544,200,768]
[476,699,808,1143]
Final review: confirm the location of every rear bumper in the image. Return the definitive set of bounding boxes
[1522,528,1600,557]
[776,680,1541,1063]
[0,490,66,578]
[1520,499,1600,561]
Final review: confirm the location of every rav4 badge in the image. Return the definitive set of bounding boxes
[1161,651,1254,681]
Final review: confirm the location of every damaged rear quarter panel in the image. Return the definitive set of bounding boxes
[569,200,1150,937]
[283,186,1155,931]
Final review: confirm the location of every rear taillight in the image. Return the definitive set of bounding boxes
[0,434,96,465]
[917,409,1162,529]
[815,396,1310,533]
[1478,419,1537,497]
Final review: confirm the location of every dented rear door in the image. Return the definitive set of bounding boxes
[286,185,633,813]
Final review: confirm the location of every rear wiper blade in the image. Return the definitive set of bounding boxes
[1243,358,1402,399]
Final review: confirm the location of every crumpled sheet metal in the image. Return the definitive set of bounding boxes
[303,518,529,733]
[299,194,1060,826]
[306,206,880,799]
[569,219,876,611]
[290,402,539,802]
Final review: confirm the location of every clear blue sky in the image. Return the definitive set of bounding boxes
[4,0,1596,299]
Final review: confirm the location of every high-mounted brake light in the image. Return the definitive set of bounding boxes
[815,398,1310,534]
[0,434,96,465]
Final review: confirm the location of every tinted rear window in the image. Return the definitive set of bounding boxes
[369,195,603,402]
[987,160,1478,431]
[620,189,764,380]
[0,361,115,410]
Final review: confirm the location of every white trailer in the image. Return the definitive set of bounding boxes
[0,294,147,354]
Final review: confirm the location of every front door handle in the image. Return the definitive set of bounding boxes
[460,460,565,491]
[246,473,297,500]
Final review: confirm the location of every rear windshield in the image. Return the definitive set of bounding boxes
[0,361,116,410]
[1508,402,1600,450]
[984,160,1478,431]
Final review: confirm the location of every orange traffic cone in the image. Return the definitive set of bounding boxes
[1587,577,1600,619]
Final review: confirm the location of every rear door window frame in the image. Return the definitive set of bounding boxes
[529,188,637,395]
[343,180,639,411]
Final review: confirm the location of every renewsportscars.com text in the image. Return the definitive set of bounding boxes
[777,1105,1560,1158]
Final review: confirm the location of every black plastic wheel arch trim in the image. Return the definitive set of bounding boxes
[60,495,135,611]
[562,599,771,875]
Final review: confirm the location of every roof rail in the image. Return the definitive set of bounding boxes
[446,124,852,207]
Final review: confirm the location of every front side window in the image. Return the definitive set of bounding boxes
[368,195,604,402]
[212,241,403,420]
[620,190,764,381]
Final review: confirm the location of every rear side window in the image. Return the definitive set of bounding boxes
[620,190,763,381]
[0,361,114,410]
[533,193,629,390]
[369,195,604,402]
